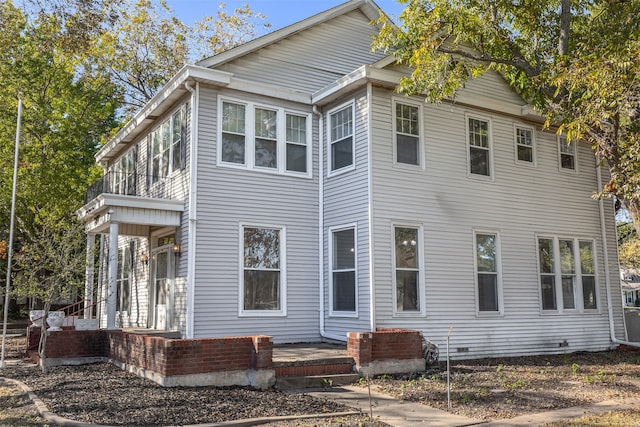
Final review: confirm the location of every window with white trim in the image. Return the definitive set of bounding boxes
[116,243,132,313]
[395,102,421,166]
[330,226,356,313]
[537,237,598,312]
[328,103,354,173]
[558,136,576,170]
[150,106,185,184]
[220,98,311,175]
[111,148,137,196]
[242,226,284,313]
[394,226,422,313]
[468,117,491,176]
[475,232,501,313]
[515,126,534,164]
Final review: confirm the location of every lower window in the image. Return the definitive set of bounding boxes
[474,232,501,313]
[116,242,132,313]
[537,237,597,312]
[242,226,283,312]
[331,226,356,313]
[394,226,422,313]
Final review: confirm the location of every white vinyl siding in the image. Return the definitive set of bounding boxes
[474,231,502,314]
[240,225,286,316]
[467,116,492,177]
[393,225,424,315]
[328,102,355,175]
[537,237,598,313]
[219,97,312,177]
[515,125,535,165]
[394,100,422,167]
[330,225,357,316]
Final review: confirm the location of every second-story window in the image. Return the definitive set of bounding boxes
[559,136,576,171]
[468,117,491,177]
[219,98,311,176]
[515,126,534,164]
[112,148,137,195]
[150,106,186,184]
[328,102,354,174]
[395,102,421,166]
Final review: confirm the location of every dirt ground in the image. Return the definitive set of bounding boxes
[1,335,639,426]
[363,346,640,421]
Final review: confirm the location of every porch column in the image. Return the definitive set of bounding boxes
[84,233,96,319]
[107,222,118,329]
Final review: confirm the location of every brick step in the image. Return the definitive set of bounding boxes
[276,373,361,390]
[273,356,354,378]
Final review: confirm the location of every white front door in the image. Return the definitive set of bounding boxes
[151,249,173,330]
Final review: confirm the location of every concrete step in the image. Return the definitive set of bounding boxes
[276,373,361,390]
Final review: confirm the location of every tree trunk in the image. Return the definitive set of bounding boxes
[620,198,640,238]
[38,301,50,374]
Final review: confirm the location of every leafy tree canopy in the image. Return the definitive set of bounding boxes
[374,0,640,234]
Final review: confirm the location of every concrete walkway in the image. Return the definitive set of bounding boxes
[308,385,483,426]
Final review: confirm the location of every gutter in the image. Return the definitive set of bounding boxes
[597,158,639,348]
[314,105,344,342]
[184,81,199,339]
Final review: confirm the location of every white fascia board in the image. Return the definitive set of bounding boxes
[227,78,312,104]
[96,65,232,163]
[312,65,401,105]
[197,0,381,69]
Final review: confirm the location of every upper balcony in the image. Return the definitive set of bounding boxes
[77,171,185,236]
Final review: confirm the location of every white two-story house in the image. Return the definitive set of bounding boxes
[76,0,628,359]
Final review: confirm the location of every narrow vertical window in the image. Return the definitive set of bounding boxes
[243,227,281,311]
[116,244,132,313]
[331,227,356,313]
[151,124,170,184]
[395,103,420,165]
[254,107,277,169]
[394,227,420,312]
[468,118,491,176]
[222,102,246,164]
[286,114,307,173]
[538,238,557,310]
[516,127,534,163]
[559,239,576,309]
[580,241,597,309]
[559,136,575,170]
[475,233,500,312]
[171,109,184,171]
[329,104,353,172]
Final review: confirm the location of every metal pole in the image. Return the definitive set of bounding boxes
[1,98,23,368]
[447,326,453,409]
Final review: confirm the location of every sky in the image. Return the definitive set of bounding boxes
[164,0,405,33]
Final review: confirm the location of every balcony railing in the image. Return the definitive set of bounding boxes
[83,171,181,205]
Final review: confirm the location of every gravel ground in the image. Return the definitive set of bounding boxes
[1,336,386,426]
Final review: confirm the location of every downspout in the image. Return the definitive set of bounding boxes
[366,82,375,332]
[314,104,343,342]
[597,158,639,347]
[184,81,199,339]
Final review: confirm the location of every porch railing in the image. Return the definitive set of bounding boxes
[83,172,181,205]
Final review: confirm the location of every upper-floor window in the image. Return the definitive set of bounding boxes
[474,231,502,314]
[330,225,357,315]
[394,101,422,166]
[241,225,285,315]
[537,237,597,312]
[467,117,491,177]
[111,148,137,196]
[558,136,576,171]
[515,126,535,164]
[328,102,354,174]
[150,106,186,185]
[394,226,423,314]
[220,98,311,176]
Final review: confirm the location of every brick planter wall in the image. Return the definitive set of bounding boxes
[27,329,275,389]
[347,328,425,377]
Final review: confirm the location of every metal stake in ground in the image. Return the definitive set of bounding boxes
[447,326,453,409]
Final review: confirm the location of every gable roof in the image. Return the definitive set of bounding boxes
[197,0,387,70]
